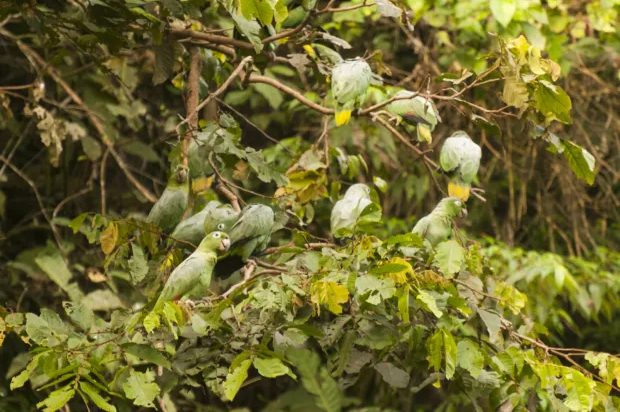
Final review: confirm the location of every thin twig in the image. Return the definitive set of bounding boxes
[99,148,109,215]
[0,155,64,251]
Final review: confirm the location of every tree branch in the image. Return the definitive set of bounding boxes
[177,56,253,132]
[248,73,334,114]
[182,47,202,170]
[169,28,254,50]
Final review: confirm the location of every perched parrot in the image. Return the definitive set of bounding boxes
[147,167,189,233]
[227,204,276,260]
[412,197,464,246]
[439,131,482,201]
[330,183,373,237]
[171,201,239,246]
[153,231,231,311]
[386,90,441,143]
[331,59,373,126]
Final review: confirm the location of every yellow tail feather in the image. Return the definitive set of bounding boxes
[416,124,433,143]
[335,110,352,126]
[448,181,470,201]
[303,44,316,59]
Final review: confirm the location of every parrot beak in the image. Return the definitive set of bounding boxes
[460,208,468,217]
[220,238,231,252]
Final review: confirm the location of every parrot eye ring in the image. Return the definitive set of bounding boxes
[213,232,221,238]
[217,223,225,230]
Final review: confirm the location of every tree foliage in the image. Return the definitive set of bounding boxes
[0,0,619,411]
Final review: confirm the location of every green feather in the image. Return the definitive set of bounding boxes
[154,231,230,311]
[412,197,463,246]
[228,204,275,260]
[147,180,189,233]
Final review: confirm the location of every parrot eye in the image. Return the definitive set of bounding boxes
[213,232,221,238]
[217,223,225,230]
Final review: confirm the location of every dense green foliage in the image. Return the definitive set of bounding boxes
[0,0,619,411]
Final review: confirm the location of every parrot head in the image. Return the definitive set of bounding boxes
[204,204,239,233]
[199,231,231,253]
[436,197,466,217]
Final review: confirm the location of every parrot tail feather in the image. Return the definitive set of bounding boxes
[448,181,471,201]
[335,110,352,126]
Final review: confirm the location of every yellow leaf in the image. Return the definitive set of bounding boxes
[310,280,349,315]
[100,222,118,255]
[86,268,107,283]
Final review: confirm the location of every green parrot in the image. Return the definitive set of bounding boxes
[330,183,373,238]
[331,58,373,126]
[439,131,482,202]
[228,204,275,260]
[147,166,189,233]
[153,231,231,311]
[412,197,464,246]
[386,90,441,143]
[170,201,238,246]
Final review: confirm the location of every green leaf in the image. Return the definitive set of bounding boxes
[561,368,595,411]
[82,290,123,311]
[35,247,73,293]
[128,243,149,285]
[122,369,160,408]
[533,80,572,124]
[254,83,284,109]
[36,385,75,412]
[416,290,443,318]
[502,74,529,109]
[63,301,95,331]
[223,357,252,401]
[426,329,457,380]
[153,36,175,85]
[287,348,342,412]
[434,240,465,277]
[123,343,171,369]
[143,311,160,334]
[490,0,516,27]
[443,330,457,380]
[79,381,116,412]
[81,135,102,161]
[253,357,295,379]
[457,340,484,378]
[374,362,410,388]
[10,352,44,390]
[478,309,502,343]
[561,140,597,185]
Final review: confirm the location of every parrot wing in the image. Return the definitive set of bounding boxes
[229,205,275,244]
[170,207,211,245]
[147,185,189,233]
[439,137,464,173]
[457,140,482,183]
[155,251,213,307]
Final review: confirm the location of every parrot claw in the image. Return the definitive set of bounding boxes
[243,259,258,281]
[183,299,196,310]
